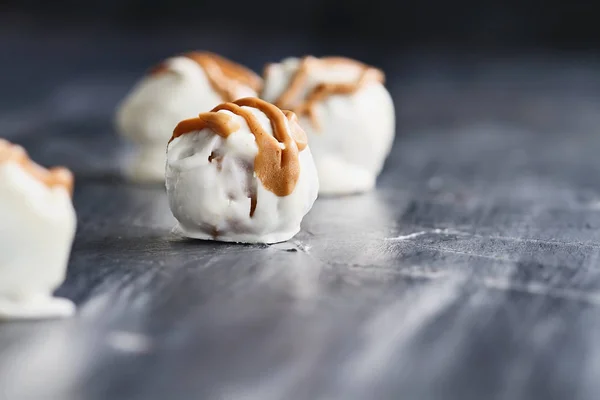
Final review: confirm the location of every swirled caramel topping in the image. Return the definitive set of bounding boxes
[170,98,307,198]
[0,139,74,196]
[151,52,262,102]
[268,56,385,129]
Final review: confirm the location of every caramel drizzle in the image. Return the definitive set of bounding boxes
[270,56,385,129]
[0,139,74,196]
[170,98,307,204]
[151,52,263,102]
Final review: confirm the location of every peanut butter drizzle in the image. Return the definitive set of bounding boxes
[0,139,74,196]
[271,56,385,129]
[151,52,263,102]
[249,194,258,217]
[170,98,308,202]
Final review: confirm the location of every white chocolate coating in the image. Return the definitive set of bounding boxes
[0,162,76,319]
[262,57,395,195]
[116,56,258,182]
[166,107,319,244]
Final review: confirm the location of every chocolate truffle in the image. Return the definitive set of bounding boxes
[262,56,395,195]
[117,52,262,182]
[166,98,319,244]
[0,139,76,319]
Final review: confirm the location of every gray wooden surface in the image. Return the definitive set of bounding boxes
[2,32,600,400]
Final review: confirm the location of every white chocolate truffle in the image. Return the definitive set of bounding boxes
[166,98,319,244]
[0,140,76,319]
[262,56,395,195]
[116,52,263,182]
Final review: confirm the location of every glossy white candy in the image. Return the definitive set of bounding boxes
[262,57,395,195]
[116,56,258,182]
[0,162,76,319]
[166,106,319,244]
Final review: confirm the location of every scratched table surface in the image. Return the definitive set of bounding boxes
[2,30,600,400]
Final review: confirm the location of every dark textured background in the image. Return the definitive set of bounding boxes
[4,0,600,48]
[2,2,600,399]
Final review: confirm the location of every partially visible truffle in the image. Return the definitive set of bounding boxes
[262,56,395,195]
[116,52,262,182]
[0,139,76,319]
[0,139,73,195]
